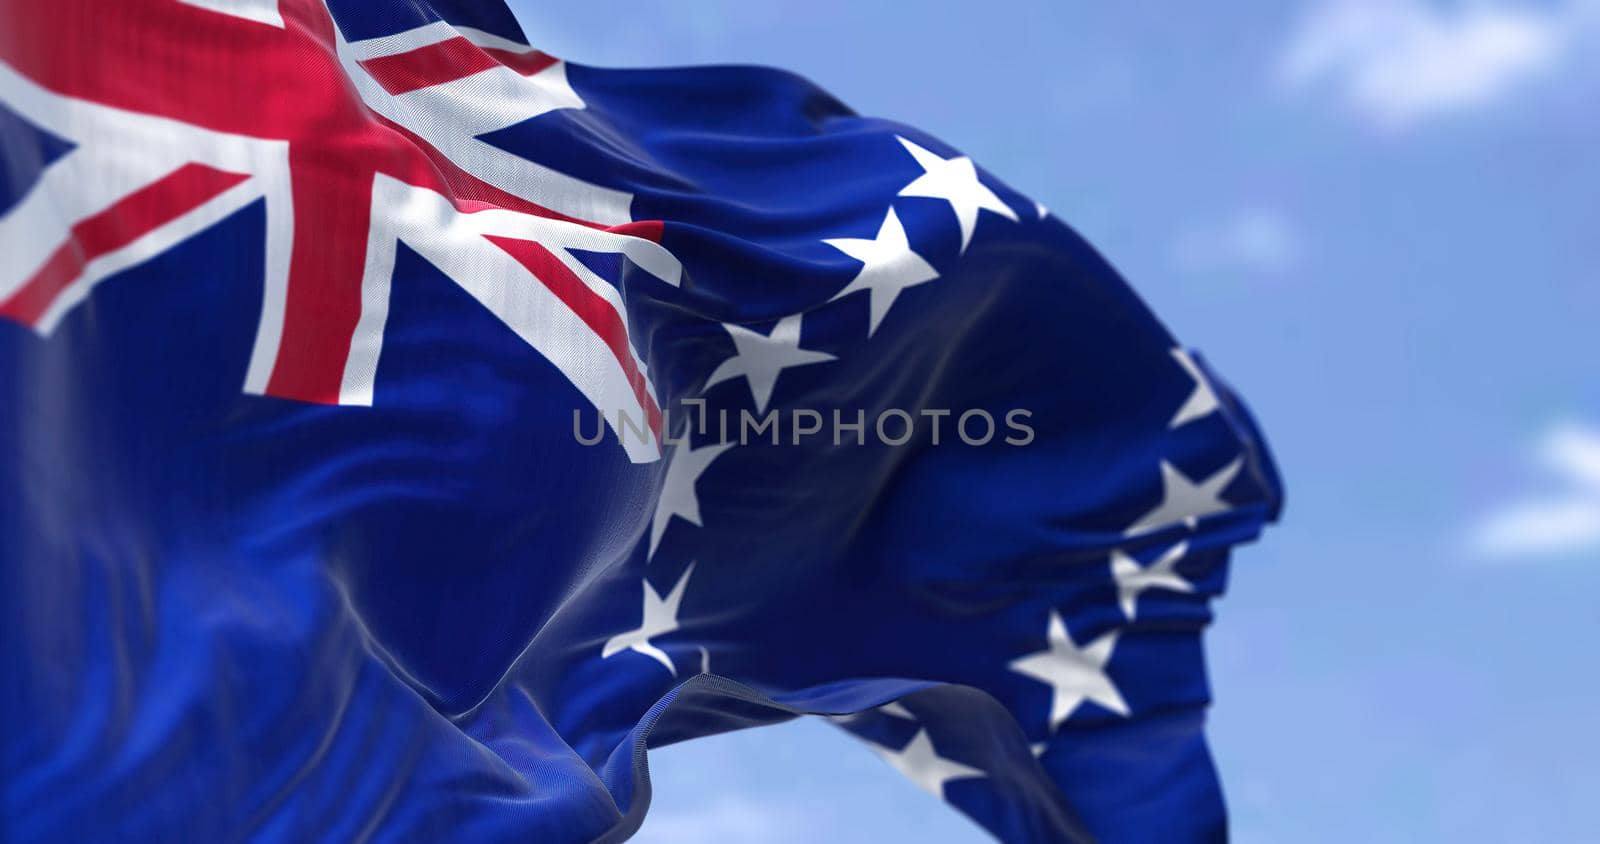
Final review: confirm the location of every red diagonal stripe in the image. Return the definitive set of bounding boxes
[359,37,563,97]
[1,163,250,326]
[482,47,559,78]
[359,36,502,95]
[483,235,662,437]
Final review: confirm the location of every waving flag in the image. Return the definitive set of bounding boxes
[0,1,1282,842]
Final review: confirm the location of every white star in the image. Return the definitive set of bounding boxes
[1123,459,1243,537]
[1010,611,1128,729]
[874,729,984,799]
[1111,540,1194,620]
[1034,200,1050,220]
[1169,347,1220,428]
[649,441,734,559]
[602,564,694,676]
[704,314,834,413]
[824,207,938,336]
[896,136,1018,252]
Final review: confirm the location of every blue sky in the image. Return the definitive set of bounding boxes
[510,1,1600,840]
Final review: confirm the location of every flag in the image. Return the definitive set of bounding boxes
[0,1,1283,841]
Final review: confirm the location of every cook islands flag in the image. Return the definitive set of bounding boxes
[0,0,1283,841]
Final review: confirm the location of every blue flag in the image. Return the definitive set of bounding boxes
[0,0,1281,841]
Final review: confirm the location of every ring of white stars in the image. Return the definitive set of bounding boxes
[596,135,1226,789]
[602,563,694,676]
[1008,610,1128,730]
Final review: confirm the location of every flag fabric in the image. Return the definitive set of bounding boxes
[0,1,1282,841]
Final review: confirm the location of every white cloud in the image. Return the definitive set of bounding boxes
[1473,423,1600,558]
[1171,208,1302,278]
[1279,0,1595,128]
